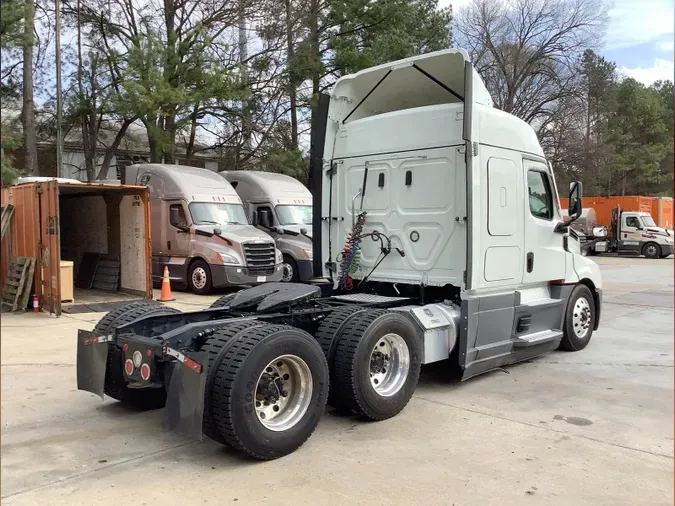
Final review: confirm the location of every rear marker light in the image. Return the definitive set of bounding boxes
[124,359,134,376]
[146,349,152,357]
[123,343,129,351]
[140,363,151,381]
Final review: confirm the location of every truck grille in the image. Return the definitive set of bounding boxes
[243,242,276,275]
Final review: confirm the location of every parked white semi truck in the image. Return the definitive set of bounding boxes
[123,164,283,293]
[221,170,314,282]
[77,49,602,461]
[562,207,673,258]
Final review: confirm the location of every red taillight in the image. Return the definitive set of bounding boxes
[146,348,152,357]
[123,343,129,352]
[124,359,134,376]
[140,363,151,381]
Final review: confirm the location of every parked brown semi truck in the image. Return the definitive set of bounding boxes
[122,164,284,293]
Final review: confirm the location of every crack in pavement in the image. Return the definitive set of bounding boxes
[412,394,673,460]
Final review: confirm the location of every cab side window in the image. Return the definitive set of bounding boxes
[527,170,553,220]
[625,216,641,228]
[169,204,188,228]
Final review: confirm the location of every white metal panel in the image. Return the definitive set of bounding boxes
[475,146,524,291]
[333,104,464,160]
[120,194,147,292]
[484,246,520,281]
[330,146,465,288]
[487,157,517,236]
[477,105,545,158]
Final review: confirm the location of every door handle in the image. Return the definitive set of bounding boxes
[167,241,171,251]
[526,252,534,273]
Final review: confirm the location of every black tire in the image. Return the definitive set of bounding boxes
[93,300,181,409]
[211,323,329,460]
[331,310,422,421]
[559,284,595,352]
[642,242,660,259]
[200,320,267,444]
[188,259,213,294]
[281,255,299,283]
[209,293,237,309]
[314,307,373,409]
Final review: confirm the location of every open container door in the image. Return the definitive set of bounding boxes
[39,180,62,315]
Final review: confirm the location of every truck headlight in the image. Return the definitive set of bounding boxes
[666,238,674,245]
[302,248,313,261]
[275,248,283,264]
[217,252,240,265]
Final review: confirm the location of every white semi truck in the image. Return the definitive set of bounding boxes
[562,207,673,258]
[123,164,283,293]
[221,170,314,282]
[77,49,602,461]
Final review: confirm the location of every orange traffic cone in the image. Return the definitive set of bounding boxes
[157,266,175,302]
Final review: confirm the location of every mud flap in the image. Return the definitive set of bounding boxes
[76,330,110,399]
[162,351,207,441]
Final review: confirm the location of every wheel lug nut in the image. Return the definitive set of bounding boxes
[283,373,289,380]
[273,405,280,412]
[260,412,266,419]
[281,390,288,397]
[256,401,261,407]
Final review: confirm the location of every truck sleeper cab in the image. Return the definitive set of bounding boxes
[124,164,283,293]
[77,50,603,461]
[220,170,314,283]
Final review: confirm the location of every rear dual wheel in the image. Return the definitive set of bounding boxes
[204,323,329,460]
[316,309,422,420]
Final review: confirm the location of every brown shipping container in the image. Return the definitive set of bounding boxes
[559,196,672,229]
[1,181,152,315]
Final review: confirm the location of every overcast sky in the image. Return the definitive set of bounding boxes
[444,0,675,86]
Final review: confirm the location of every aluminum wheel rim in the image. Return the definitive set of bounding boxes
[191,267,207,289]
[281,262,293,282]
[646,245,657,257]
[254,354,313,432]
[369,333,410,397]
[572,297,592,338]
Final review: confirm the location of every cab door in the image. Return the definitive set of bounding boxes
[618,214,642,254]
[522,161,566,285]
[165,201,191,256]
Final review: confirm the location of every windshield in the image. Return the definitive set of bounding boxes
[641,216,657,228]
[275,205,312,226]
[189,202,249,225]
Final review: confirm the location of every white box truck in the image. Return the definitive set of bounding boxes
[221,170,314,282]
[123,164,283,293]
[78,49,602,461]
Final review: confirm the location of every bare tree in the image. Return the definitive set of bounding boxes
[22,0,38,175]
[455,0,609,127]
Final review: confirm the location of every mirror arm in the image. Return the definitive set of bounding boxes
[214,232,233,246]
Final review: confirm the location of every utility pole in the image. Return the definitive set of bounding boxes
[55,0,63,178]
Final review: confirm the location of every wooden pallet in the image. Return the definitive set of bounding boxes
[1,257,36,312]
[1,204,14,240]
